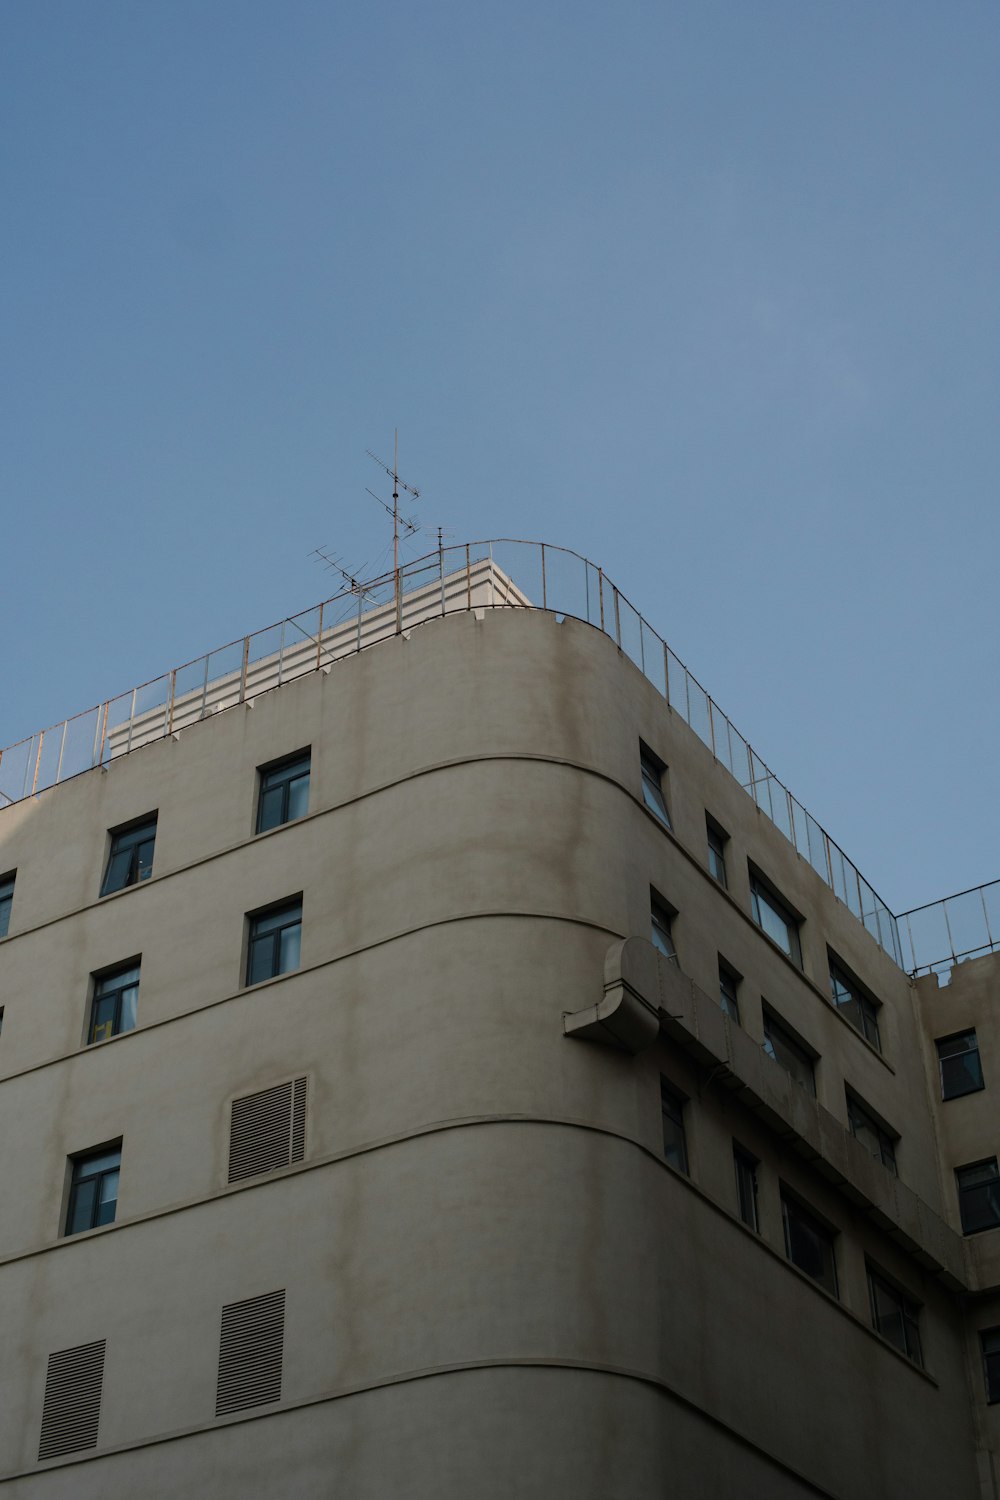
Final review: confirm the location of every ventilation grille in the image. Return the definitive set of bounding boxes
[216,1289,285,1417]
[38,1339,106,1461]
[228,1077,307,1183]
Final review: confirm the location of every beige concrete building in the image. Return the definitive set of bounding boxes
[1,540,999,1498]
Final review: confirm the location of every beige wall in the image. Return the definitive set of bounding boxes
[0,606,991,1497]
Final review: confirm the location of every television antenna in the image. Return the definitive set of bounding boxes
[366,430,422,635]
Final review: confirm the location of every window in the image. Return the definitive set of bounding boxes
[867,1265,923,1366]
[718,961,741,1023]
[734,1145,759,1231]
[650,893,677,963]
[0,872,14,938]
[660,1079,689,1174]
[639,744,671,828]
[762,1008,816,1096]
[829,958,882,1051]
[847,1094,897,1175]
[981,1328,1000,1403]
[88,962,140,1045]
[956,1159,1000,1235]
[936,1030,985,1100]
[749,872,802,966]
[256,751,311,834]
[781,1191,838,1296]
[246,899,303,986]
[706,817,728,887]
[65,1146,121,1236]
[100,817,157,896]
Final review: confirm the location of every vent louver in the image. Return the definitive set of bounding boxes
[215,1289,285,1416]
[38,1339,106,1461]
[228,1077,307,1183]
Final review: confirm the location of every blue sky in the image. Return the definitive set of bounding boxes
[2,1,998,912]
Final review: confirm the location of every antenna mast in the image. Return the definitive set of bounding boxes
[365,431,421,635]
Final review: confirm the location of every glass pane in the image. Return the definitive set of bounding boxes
[79,1149,121,1177]
[278,922,301,975]
[95,1170,119,1225]
[89,995,118,1045]
[136,839,155,880]
[286,774,310,822]
[101,849,132,895]
[67,1179,97,1235]
[248,936,275,986]
[641,771,670,826]
[253,903,299,936]
[784,1201,837,1295]
[257,785,285,833]
[118,985,138,1034]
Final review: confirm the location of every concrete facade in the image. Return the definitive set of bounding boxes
[1,593,998,1497]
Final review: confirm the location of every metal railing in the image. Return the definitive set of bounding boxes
[898,880,1000,976]
[0,537,920,970]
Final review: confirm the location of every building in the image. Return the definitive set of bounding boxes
[1,538,999,1499]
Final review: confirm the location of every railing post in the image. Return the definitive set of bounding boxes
[663,642,671,707]
[98,701,109,766]
[168,669,177,732]
[125,687,138,753]
[541,543,547,610]
[613,587,621,648]
[466,544,472,611]
[30,731,44,796]
[55,720,68,784]
[199,656,210,720]
[598,569,605,633]
[315,603,324,671]
[239,638,250,704]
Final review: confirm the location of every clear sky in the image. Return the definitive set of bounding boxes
[2,1,998,914]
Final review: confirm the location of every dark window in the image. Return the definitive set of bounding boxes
[829,958,882,1051]
[781,1192,838,1296]
[640,745,671,828]
[100,818,157,897]
[762,1009,816,1096]
[750,873,802,966]
[256,752,311,834]
[867,1265,923,1366]
[0,872,14,938]
[847,1094,897,1175]
[956,1159,1000,1235]
[88,962,140,1045]
[734,1145,759,1231]
[936,1031,985,1100]
[65,1146,121,1236]
[650,894,677,963]
[981,1328,1000,1403]
[0,1006,4,1036]
[246,899,303,986]
[718,962,741,1023]
[706,818,728,888]
[660,1079,689,1175]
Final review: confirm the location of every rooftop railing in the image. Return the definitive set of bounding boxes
[897,881,1000,977]
[0,536,971,974]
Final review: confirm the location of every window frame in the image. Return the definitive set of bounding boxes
[718,960,741,1023]
[87,960,141,1046]
[936,1030,985,1101]
[245,897,304,987]
[650,890,677,964]
[100,816,157,897]
[734,1144,760,1232]
[0,871,15,939]
[639,743,671,829]
[762,1006,816,1097]
[749,869,802,967]
[846,1092,898,1176]
[65,1144,122,1237]
[956,1158,1000,1236]
[781,1189,838,1297]
[980,1327,1000,1404]
[828,955,882,1052]
[660,1078,689,1175]
[255,750,311,835]
[866,1263,923,1367]
[706,816,728,888]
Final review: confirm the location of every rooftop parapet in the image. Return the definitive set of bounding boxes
[0,537,973,975]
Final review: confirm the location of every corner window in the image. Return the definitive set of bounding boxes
[100,817,157,897]
[749,871,801,966]
[829,957,882,1052]
[660,1079,689,1175]
[0,872,15,938]
[718,961,741,1023]
[65,1146,121,1236]
[246,899,303,986]
[981,1328,1000,1403]
[639,744,671,828]
[706,817,728,888]
[256,751,311,835]
[867,1265,923,1366]
[762,1008,816,1096]
[781,1191,838,1296]
[650,892,677,964]
[88,962,140,1045]
[936,1031,985,1100]
[847,1093,897,1175]
[956,1159,1000,1235]
[734,1145,759,1231]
